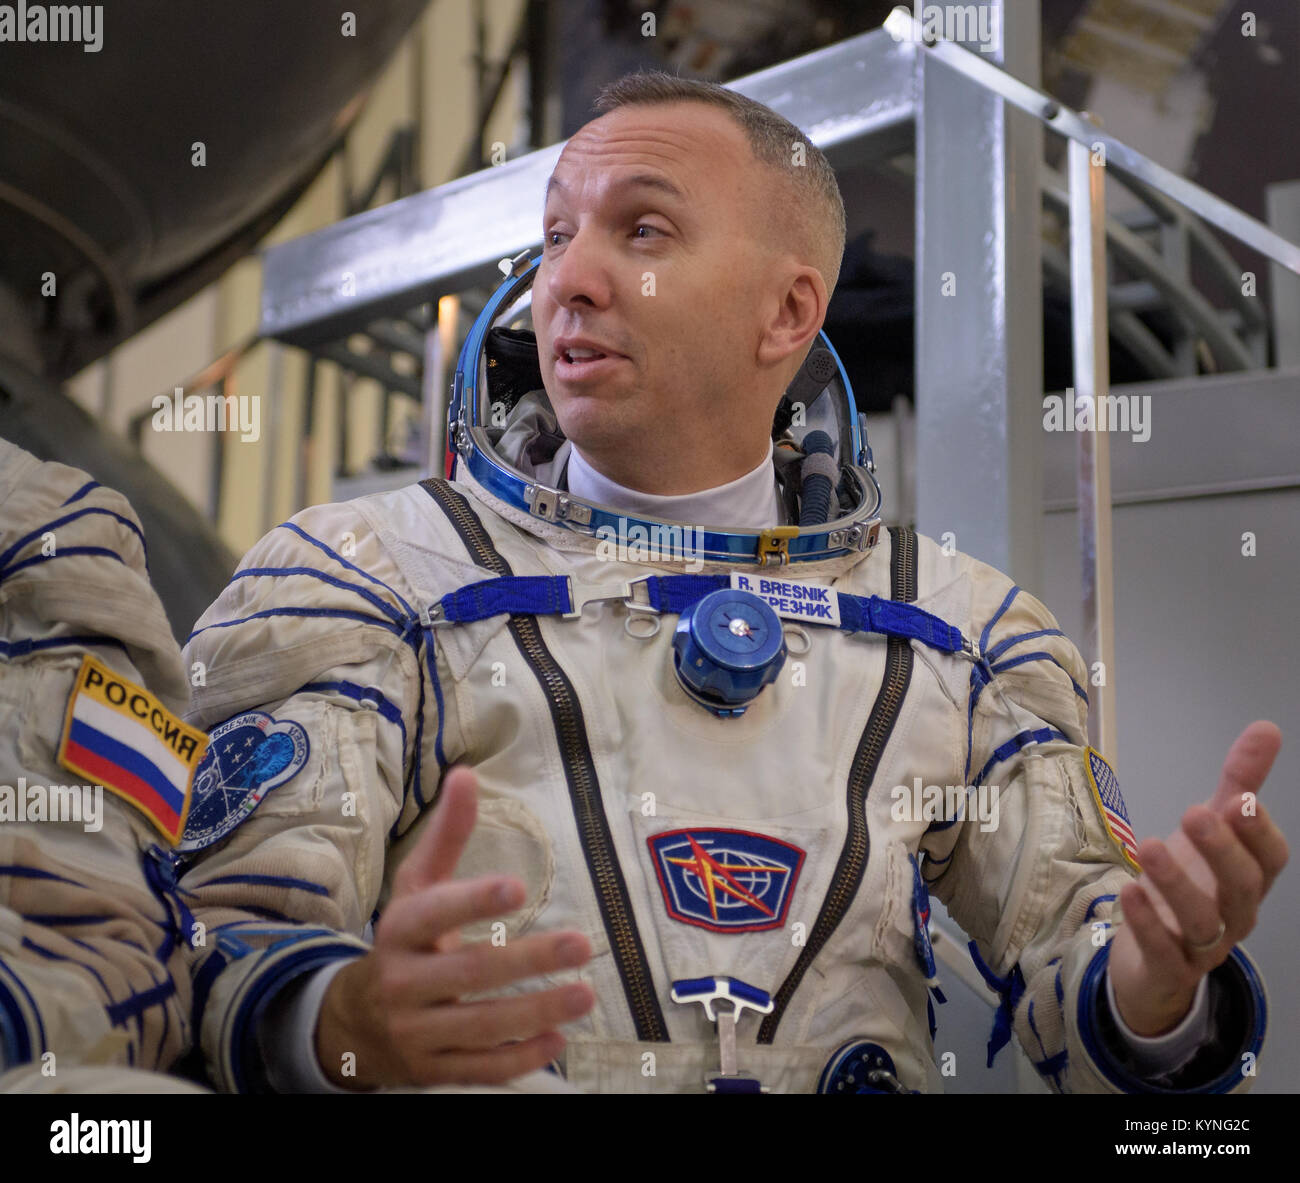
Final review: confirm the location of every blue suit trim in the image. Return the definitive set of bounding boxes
[228,943,367,1093]
[985,627,1065,665]
[1077,943,1267,1093]
[0,978,26,1067]
[971,727,1069,789]
[104,978,176,1026]
[988,651,1089,705]
[274,522,415,618]
[925,791,974,833]
[0,955,46,1056]
[229,565,407,627]
[1084,894,1117,923]
[1027,1000,1067,1089]
[980,586,1021,654]
[968,941,1026,1068]
[0,506,148,573]
[407,649,431,815]
[421,623,448,775]
[299,680,407,755]
[0,866,86,889]
[60,479,101,506]
[0,635,128,661]
[190,946,230,1039]
[186,605,407,646]
[198,873,331,897]
[20,913,114,926]
[0,547,127,582]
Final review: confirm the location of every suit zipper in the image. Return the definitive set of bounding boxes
[758,525,916,1043]
[421,478,669,1042]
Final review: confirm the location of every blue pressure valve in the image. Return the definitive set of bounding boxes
[672,589,787,717]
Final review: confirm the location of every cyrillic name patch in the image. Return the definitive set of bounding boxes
[58,655,207,844]
[729,573,841,626]
[1084,746,1141,872]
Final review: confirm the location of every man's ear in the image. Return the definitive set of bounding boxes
[756,265,828,370]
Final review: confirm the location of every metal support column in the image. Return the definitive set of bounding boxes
[1068,136,1117,761]
[1266,181,1300,368]
[914,0,1044,592]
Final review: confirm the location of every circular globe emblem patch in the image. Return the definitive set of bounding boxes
[178,711,310,853]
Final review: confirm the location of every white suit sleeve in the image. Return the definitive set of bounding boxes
[178,500,457,1092]
[920,568,1267,1094]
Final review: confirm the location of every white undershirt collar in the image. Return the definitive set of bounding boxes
[563,440,786,528]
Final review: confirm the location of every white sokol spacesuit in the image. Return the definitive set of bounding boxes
[177,258,1266,1094]
[0,438,201,1080]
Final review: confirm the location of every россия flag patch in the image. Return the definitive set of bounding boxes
[58,654,207,844]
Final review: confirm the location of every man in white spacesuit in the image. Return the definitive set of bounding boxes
[177,72,1287,1094]
[0,438,206,1090]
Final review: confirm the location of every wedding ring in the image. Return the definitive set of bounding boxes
[1184,918,1226,955]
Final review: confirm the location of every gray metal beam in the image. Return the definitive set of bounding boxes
[1267,182,1300,369]
[1041,366,1300,509]
[259,28,917,349]
[914,0,1044,590]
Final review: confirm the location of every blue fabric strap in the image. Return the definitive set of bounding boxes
[440,574,571,620]
[434,573,973,657]
[837,593,966,654]
[968,940,1026,1068]
[641,574,729,614]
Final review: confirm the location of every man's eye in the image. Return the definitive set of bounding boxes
[634,224,662,239]
[546,230,568,247]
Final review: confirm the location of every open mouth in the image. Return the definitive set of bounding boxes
[556,348,624,379]
[563,347,607,363]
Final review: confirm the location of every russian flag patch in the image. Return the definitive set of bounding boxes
[57,655,207,845]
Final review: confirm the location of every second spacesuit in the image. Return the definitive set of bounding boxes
[0,438,202,1079]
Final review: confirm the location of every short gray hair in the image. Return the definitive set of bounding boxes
[593,70,846,298]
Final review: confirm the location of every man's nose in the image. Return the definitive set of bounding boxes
[545,226,613,309]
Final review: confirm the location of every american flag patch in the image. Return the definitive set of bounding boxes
[1084,746,1140,872]
[57,655,207,844]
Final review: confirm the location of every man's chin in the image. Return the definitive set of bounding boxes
[553,404,637,453]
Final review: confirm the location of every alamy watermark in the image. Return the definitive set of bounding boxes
[1043,388,1151,443]
[595,517,705,573]
[151,388,261,443]
[50,1114,151,1163]
[0,4,103,52]
[891,777,1000,833]
[885,4,1000,53]
[0,778,103,832]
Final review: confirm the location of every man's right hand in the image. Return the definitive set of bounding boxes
[316,764,595,1089]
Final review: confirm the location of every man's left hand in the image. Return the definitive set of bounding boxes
[1108,720,1289,1037]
